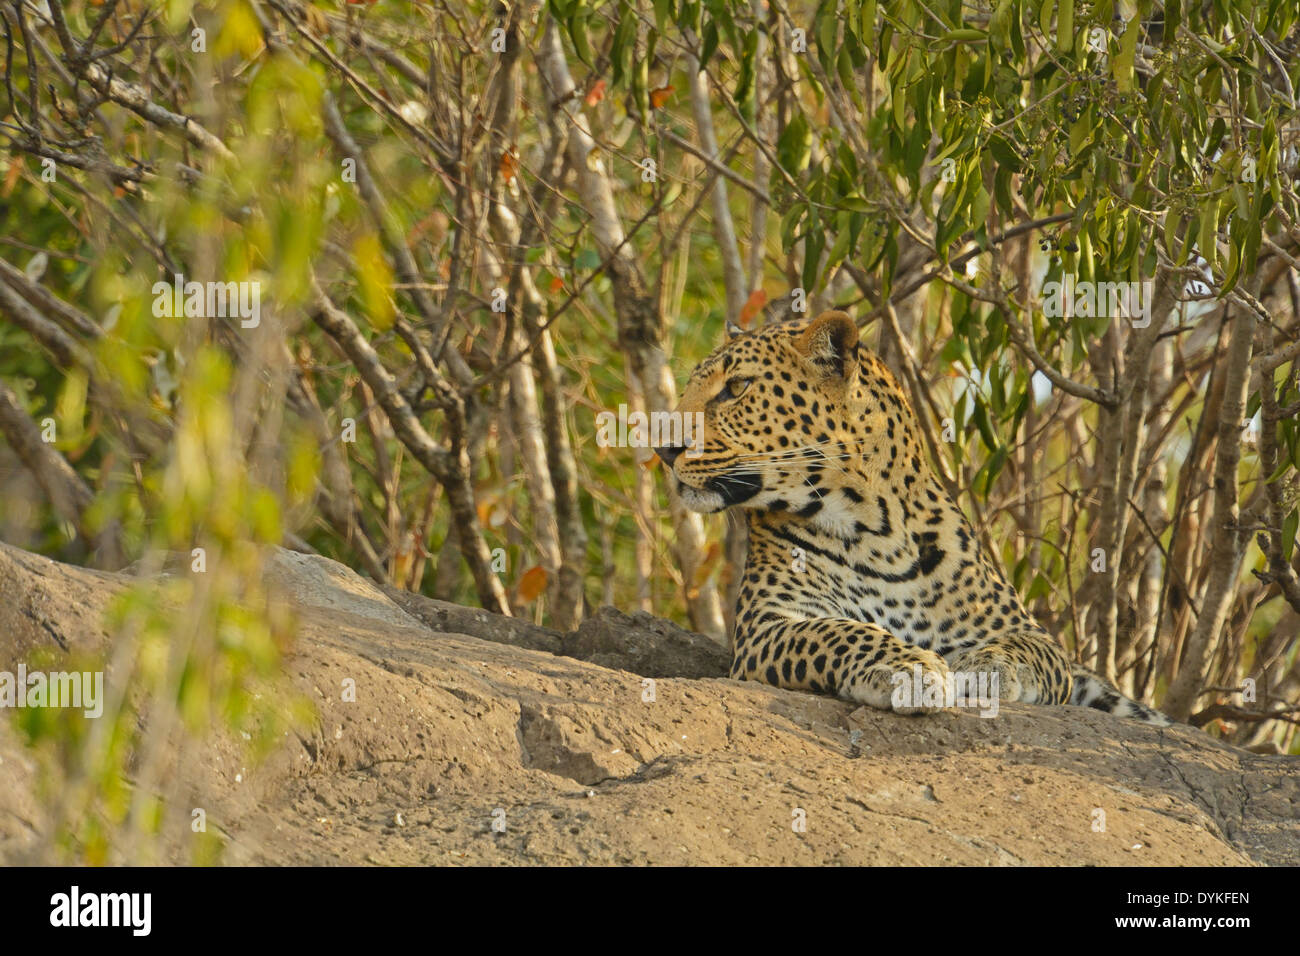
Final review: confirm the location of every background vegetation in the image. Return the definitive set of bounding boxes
[2,0,1299,858]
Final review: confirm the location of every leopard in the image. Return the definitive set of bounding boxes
[656,309,1171,725]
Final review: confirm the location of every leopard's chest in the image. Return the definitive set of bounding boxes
[743,516,1018,654]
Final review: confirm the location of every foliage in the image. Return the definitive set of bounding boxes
[1,0,1299,860]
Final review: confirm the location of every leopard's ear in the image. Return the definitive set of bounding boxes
[724,320,744,340]
[795,310,858,379]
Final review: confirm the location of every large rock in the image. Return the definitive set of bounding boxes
[0,540,1296,865]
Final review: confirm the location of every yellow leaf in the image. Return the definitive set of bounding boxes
[304,3,330,35]
[354,233,394,330]
[214,0,265,59]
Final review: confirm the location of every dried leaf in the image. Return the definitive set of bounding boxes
[499,150,518,184]
[398,100,428,125]
[737,289,767,327]
[584,79,607,107]
[2,160,22,197]
[24,251,48,282]
[693,542,722,588]
[518,565,548,602]
[392,539,414,585]
[476,493,508,529]
[408,209,449,246]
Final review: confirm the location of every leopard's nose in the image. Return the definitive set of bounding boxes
[655,444,686,467]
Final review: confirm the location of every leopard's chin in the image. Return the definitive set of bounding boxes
[673,480,728,513]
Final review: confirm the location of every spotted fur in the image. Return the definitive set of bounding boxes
[658,310,1171,725]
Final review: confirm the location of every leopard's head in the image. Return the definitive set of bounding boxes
[658,310,898,517]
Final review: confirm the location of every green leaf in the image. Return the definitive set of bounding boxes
[988,135,1022,172]
[575,249,603,271]
[777,112,812,176]
[994,166,1015,218]
[818,5,838,74]
[568,10,594,66]
[860,0,877,40]
[1113,14,1138,93]
[943,28,989,44]
[780,204,807,248]
[1013,553,1030,590]
[1056,0,1074,53]
[700,20,719,66]
[611,12,637,86]
[1198,199,1220,274]
[968,182,991,232]
[972,397,999,451]
[802,217,825,292]
[1164,0,1181,46]
[652,0,672,34]
[822,213,855,280]
[736,29,759,119]
[836,43,858,101]
[976,444,1009,497]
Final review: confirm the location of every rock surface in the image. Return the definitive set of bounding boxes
[0,540,1296,865]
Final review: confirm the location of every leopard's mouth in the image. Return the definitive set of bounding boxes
[673,471,762,512]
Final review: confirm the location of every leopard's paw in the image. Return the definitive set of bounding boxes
[948,647,1031,703]
[850,649,953,715]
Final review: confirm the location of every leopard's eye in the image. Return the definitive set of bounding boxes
[719,377,751,401]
